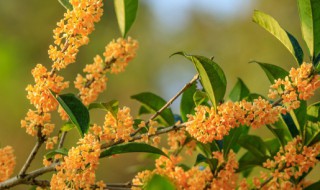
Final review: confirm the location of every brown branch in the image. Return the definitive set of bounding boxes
[101,122,189,149]
[19,128,45,177]
[0,163,57,189]
[132,73,199,136]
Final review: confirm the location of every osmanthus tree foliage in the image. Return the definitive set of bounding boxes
[0,0,319,189]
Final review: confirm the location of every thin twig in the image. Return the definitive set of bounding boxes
[101,122,189,149]
[132,73,199,137]
[57,131,67,149]
[19,128,45,177]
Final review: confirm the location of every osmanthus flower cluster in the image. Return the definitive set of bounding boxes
[0,146,15,182]
[186,62,319,144]
[268,62,320,110]
[132,150,238,190]
[75,37,139,105]
[50,134,104,190]
[22,64,68,137]
[49,0,104,70]
[239,136,320,190]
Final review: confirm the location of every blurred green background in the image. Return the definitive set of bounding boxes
[0,0,318,189]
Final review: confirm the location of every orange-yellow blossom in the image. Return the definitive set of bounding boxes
[0,146,16,182]
[186,98,280,143]
[21,109,55,137]
[26,64,69,113]
[103,37,139,74]
[50,134,102,190]
[269,62,320,111]
[74,55,108,105]
[49,0,103,70]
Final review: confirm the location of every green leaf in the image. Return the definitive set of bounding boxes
[138,105,151,115]
[282,113,300,138]
[114,0,138,37]
[100,142,168,158]
[223,125,249,157]
[253,10,304,65]
[193,90,209,106]
[238,135,270,158]
[305,180,320,190]
[245,93,266,102]
[58,0,73,10]
[251,60,289,83]
[145,174,175,190]
[60,122,75,132]
[172,52,227,109]
[51,91,90,137]
[297,0,320,59]
[305,102,320,146]
[180,83,197,122]
[45,148,68,159]
[265,138,281,156]
[290,100,307,136]
[229,78,250,101]
[88,100,119,118]
[267,116,292,147]
[131,92,175,126]
[238,151,265,172]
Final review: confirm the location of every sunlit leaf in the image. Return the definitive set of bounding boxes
[297,0,320,59]
[58,0,73,10]
[60,122,75,132]
[253,10,304,65]
[251,61,288,83]
[114,0,139,37]
[229,78,250,101]
[193,90,208,106]
[172,52,227,109]
[88,100,119,118]
[305,101,320,146]
[45,148,68,159]
[145,174,175,190]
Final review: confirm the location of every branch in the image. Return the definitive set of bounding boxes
[101,122,189,149]
[0,163,57,189]
[132,73,199,136]
[19,128,45,177]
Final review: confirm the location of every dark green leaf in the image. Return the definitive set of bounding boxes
[282,113,300,138]
[297,0,320,59]
[193,90,209,106]
[305,102,320,146]
[251,60,289,83]
[100,142,168,158]
[229,78,250,101]
[223,125,249,157]
[131,92,174,126]
[139,105,151,115]
[45,148,68,159]
[180,83,197,122]
[267,116,292,146]
[305,180,320,190]
[145,174,175,190]
[253,10,304,65]
[238,151,265,172]
[238,135,270,158]
[58,0,73,10]
[172,52,227,109]
[51,91,90,137]
[114,0,138,37]
[194,153,208,166]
